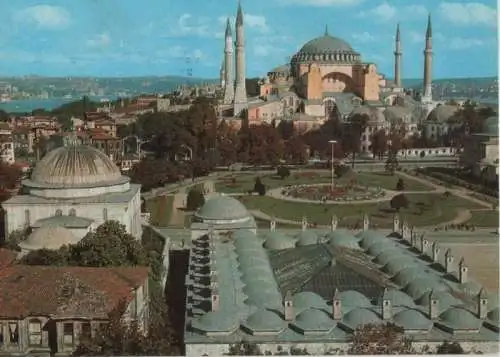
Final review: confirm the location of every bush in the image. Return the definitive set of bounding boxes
[436,341,465,354]
[390,194,409,212]
[186,188,205,211]
[396,178,405,191]
[254,177,266,196]
[277,166,291,180]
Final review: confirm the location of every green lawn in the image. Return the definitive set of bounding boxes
[146,195,174,227]
[467,210,500,227]
[239,193,484,228]
[254,217,299,229]
[215,171,433,194]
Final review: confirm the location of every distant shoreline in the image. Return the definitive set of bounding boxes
[0,96,118,114]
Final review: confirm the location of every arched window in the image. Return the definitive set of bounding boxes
[69,209,76,216]
[55,209,62,216]
[103,208,108,221]
[324,100,337,120]
[28,319,42,346]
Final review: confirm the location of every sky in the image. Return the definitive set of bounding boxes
[0,0,497,79]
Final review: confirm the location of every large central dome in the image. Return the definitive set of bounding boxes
[294,30,360,64]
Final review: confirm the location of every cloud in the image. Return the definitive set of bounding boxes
[438,2,497,27]
[277,0,364,6]
[408,31,445,43]
[357,2,427,22]
[86,33,111,48]
[448,37,486,50]
[169,13,213,38]
[18,5,71,29]
[351,32,375,43]
[217,14,269,33]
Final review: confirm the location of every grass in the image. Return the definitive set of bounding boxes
[254,217,299,229]
[467,210,500,227]
[239,193,484,228]
[146,195,174,227]
[214,171,433,194]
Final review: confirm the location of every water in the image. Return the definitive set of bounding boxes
[0,96,118,114]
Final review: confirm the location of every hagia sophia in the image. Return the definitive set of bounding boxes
[218,5,462,153]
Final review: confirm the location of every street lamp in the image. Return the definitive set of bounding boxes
[328,140,337,191]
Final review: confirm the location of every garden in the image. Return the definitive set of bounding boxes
[281,183,385,202]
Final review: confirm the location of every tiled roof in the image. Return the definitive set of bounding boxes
[0,265,149,318]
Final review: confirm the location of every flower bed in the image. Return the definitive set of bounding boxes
[281,184,385,202]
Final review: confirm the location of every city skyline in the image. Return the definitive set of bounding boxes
[0,0,497,79]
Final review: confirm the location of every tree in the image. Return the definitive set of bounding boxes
[390,194,409,212]
[396,178,405,191]
[435,341,465,354]
[186,188,205,211]
[345,113,369,167]
[254,177,266,196]
[227,342,263,355]
[0,162,22,192]
[283,135,308,164]
[371,129,388,159]
[348,323,414,355]
[385,152,399,175]
[277,166,291,180]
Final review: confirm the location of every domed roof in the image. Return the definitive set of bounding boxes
[417,291,463,313]
[269,64,290,74]
[393,309,433,331]
[20,226,79,250]
[405,277,448,300]
[375,248,408,266]
[328,231,361,250]
[338,290,372,309]
[29,144,124,188]
[342,308,381,330]
[482,116,498,136]
[191,310,240,333]
[358,231,389,250]
[294,308,335,332]
[196,195,250,221]
[298,34,355,55]
[383,256,421,276]
[439,307,482,330]
[460,281,483,297]
[379,289,416,308]
[293,292,328,311]
[350,106,386,124]
[367,240,397,257]
[426,104,459,122]
[243,309,286,332]
[264,234,296,250]
[295,231,319,246]
[384,106,413,123]
[393,266,433,287]
[487,307,499,323]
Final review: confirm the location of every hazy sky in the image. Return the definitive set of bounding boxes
[0,0,497,78]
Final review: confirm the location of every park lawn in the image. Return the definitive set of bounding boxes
[254,217,300,229]
[215,171,434,194]
[239,193,483,229]
[146,195,174,227]
[467,210,500,227]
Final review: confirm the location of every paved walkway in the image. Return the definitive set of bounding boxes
[168,188,187,227]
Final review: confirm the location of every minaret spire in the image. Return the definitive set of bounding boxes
[394,23,402,88]
[422,13,433,103]
[223,17,234,104]
[325,24,329,36]
[233,1,248,116]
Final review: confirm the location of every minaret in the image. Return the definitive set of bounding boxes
[223,18,234,104]
[422,14,433,103]
[233,1,248,116]
[394,23,402,88]
[219,58,225,88]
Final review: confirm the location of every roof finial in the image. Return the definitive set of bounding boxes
[324,24,329,36]
[426,12,432,38]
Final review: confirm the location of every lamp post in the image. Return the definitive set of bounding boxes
[328,140,337,191]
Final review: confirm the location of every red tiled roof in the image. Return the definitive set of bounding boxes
[0,249,17,269]
[0,265,149,318]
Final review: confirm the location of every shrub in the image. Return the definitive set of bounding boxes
[254,177,266,196]
[186,188,205,211]
[390,194,409,212]
[396,178,405,191]
[436,341,465,354]
[277,166,291,180]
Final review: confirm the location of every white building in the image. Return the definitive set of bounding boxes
[422,104,462,141]
[2,138,142,243]
[0,122,15,164]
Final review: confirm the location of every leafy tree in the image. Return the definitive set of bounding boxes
[390,194,409,212]
[345,113,369,167]
[227,342,263,355]
[348,323,414,355]
[186,188,205,211]
[238,124,284,165]
[385,152,399,175]
[371,129,388,159]
[0,162,22,192]
[254,177,266,196]
[283,135,308,164]
[435,341,465,354]
[277,166,291,180]
[396,178,405,191]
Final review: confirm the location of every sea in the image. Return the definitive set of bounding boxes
[0,96,118,114]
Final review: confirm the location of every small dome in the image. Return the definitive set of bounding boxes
[350,106,385,125]
[342,308,381,330]
[328,231,361,250]
[234,229,259,242]
[298,34,355,55]
[294,308,335,332]
[263,231,292,242]
[264,234,296,250]
[383,256,420,276]
[417,291,463,313]
[191,310,239,333]
[487,307,499,323]
[196,196,250,221]
[439,307,482,330]
[29,144,123,188]
[358,231,389,250]
[393,309,433,331]
[367,240,397,257]
[426,104,459,122]
[339,290,372,309]
[379,289,416,308]
[482,116,498,136]
[374,249,408,266]
[244,309,285,333]
[384,106,413,124]
[295,231,319,246]
[406,277,449,300]
[20,226,79,251]
[393,266,430,287]
[293,292,328,311]
[269,64,290,74]
[460,281,483,297]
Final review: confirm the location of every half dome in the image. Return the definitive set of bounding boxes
[196,196,250,221]
[20,226,80,251]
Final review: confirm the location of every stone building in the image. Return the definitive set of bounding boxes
[0,122,14,164]
[183,202,499,356]
[1,137,142,241]
[422,104,461,141]
[0,263,149,357]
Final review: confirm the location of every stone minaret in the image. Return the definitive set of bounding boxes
[223,18,234,104]
[219,58,225,88]
[422,14,433,103]
[233,1,248,116]
[394,23,402,88]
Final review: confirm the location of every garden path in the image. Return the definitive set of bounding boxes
[169,187,187,227]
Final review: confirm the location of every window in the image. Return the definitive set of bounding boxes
[69,208,76,216]
[63,323,74,345]
[0,323,3,345]
[8,322,18,344]
[55,209,62,216]
[28,319,42,345]
[80,322,91,338]
[103,208,108,221]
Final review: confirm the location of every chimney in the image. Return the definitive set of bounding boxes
[363,214,369,231]
[429,290,439,319]
[420,235,429,254]
[458,257,468,284]
[444,248,454,274]
[332,288,342,320]
[410,232,416,247]
[270,217,276,232]
[478,288,488,319]
[284,291,294,321]
[211,283,220,312]
[301,216,308,231]
[393,214,400,233]
[401,221,409,240]
[382,288,392,320]
[331,215,338,232]
[431,241,440,262]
